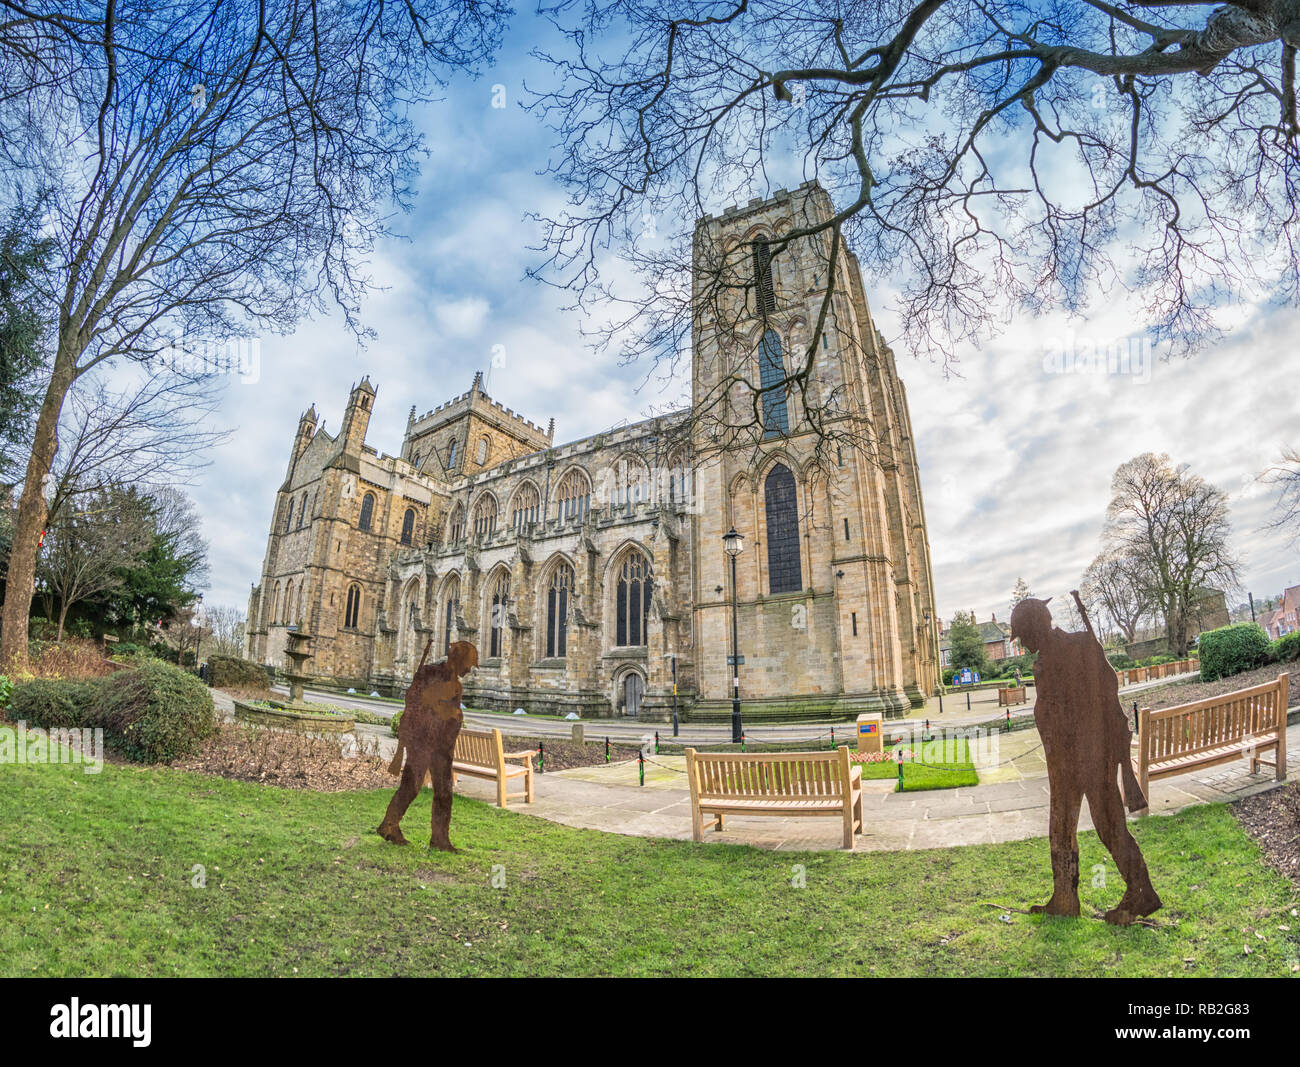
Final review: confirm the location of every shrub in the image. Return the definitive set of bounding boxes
[7,677,102,728]
[27,639,121,680]
[1272,631,1300,663]
[390,709,402,736]
[98,660,216,763]
[207,654,272,691]
[7,661,215,763]
[1197,623,1271,682]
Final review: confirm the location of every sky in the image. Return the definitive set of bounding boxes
[187,11,1300,626]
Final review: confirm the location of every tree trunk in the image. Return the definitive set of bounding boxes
[1,345,78,672]
[56,601,69,642]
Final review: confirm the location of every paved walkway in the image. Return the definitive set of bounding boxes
[276,671,1199,746]
[217,690,1297,853]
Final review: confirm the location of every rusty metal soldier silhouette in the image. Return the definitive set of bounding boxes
[1010,593,1161,925]
[377,639,478,852]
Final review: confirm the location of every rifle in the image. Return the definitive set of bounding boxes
[1070,588,1098,643]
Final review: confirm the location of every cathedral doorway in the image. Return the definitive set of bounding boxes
[622,672,644,718]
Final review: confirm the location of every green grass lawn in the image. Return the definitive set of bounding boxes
[857,739,980,791]
[1,758,1297,977]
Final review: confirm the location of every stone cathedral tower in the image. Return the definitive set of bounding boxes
[246,182,938,719]
[689,182,940,716]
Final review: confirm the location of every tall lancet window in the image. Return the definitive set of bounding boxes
[758,329,789,437]
[752,239,777,315]
[488,574,509,658]
[764,464,802,594]
[615,551,653,647]
[443,577,460,654]
[546,563,573,658]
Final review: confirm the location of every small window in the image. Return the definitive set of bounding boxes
[476,435,490,465]
[752,240,776,315]
[447,438,458,469]
[344,585,361,629]
[401,508,415,546]
[844,518,850,542]
[358,492,375,531]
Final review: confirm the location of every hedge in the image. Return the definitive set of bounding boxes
[207,654,272,691]
[1273,631,1300,663]
[1197,623,1271,682]
[8,660,216,763]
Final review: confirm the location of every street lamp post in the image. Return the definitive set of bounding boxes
[723,527,745,744]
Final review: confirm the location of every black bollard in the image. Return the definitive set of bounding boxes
[538,740,545,773]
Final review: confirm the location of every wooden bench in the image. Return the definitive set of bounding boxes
[1135,672,1290,814]
[448,727,537,808]
[997,685,1027,706]
[685,746,863,849]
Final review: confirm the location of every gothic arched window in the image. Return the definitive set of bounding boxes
[281,499,292,533]
[615,551,653,647]
[358,492,375,531]
[443,577,460,654]
[472,495,497,538]
[476,435,490,465]
[511,483,540,529]
[296,492,307,529]
[449,503,466,542]
[758,329,789,437]
[270,581,281,625]
[344,584,361,629]
[556,469,590,522]
[764,464,802,594]
[488,573,509,658]
[400,508,415,546]
[446,438,458,469]
[752,238,776,315]
[546,562,573,658]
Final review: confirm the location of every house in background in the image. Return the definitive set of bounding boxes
[1260,585,1299,639]
[939,613,1023,668]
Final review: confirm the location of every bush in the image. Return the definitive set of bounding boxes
[7,660,216,763]
[1197,623,1271,682]
[1272,631,1300,663]
[207,654,272,691]
[390,709,402,736]
[7,677,103,729]
[27,639,120,679]
[98,660,216,763]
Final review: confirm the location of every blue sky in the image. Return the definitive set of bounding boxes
[189,10,1300,626]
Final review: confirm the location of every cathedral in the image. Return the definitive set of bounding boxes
[244,183,940,721]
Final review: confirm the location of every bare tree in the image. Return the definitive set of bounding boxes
[1102,452,1239,655]
[204,603,246,658]
[528,1,1300,455]
[1264,444,1300,542]
[43,369,228,527]
[36,481,153,639]
[1082,549,1154,643]
[0,0,511,669]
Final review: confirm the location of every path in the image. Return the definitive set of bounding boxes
[217,690,1296,854]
